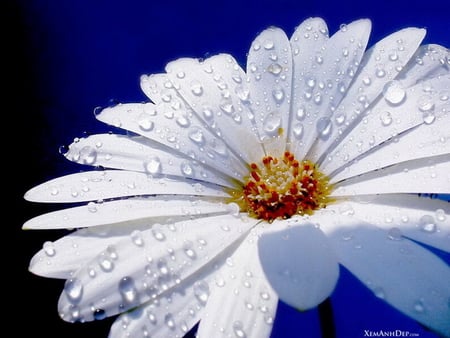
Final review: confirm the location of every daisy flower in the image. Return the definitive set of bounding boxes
[24,17,450,338]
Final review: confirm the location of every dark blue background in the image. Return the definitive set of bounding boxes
[9,0,449,337]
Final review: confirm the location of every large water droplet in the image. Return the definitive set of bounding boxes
[272,88,285,103]
[193,280,210,305]
[263,39,274,50]
[292,123,304,139]
[98,254,114,272]
[144,157,162,174]
[316,117,332,140]
[138,113,155,131]
[387,227,403,241]
[79,146,97,165]
[119,276,138,304]
[419,215,437,233]
[233,321,247,338]
[188,127,206,146]
[43,241,56,257]
[380,111,393,126]
[383,81,406,105]
[263,113,282,137]
[176,115,191,128]
[164,313,176,330]
[191,81,203,96]
[267,63,282,75]
[180,162,194,176]
[64,278,83,304]
[93,308,106,320]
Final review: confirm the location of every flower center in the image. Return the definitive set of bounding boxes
[228,151,333,222]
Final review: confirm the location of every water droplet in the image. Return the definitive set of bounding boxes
[144,157,162,174]
[419,215,437,233]
[413,300,425,313]
[292,123,304,139]
[87,201,98,213]
[316,117,332,140]
[233,321,247,338]
[152,228,166,241]
[263,113,282,137]
[380,111,393,126]
[43,241,56,257]
[180,162,194,176]
[296,106,306,120]
[335,113,346,125]
[202,107,214,120]
[339,23,348,32]
[375,66,386,78]
[306,77,316,88]
[435,209,446,222]
[137,114,154,131]
[93,308,106,320]
[383,81,406,105]
[190,81,203,96]
[263,39,274,50]
[79,146,97,165]
[260,292,270,300]
[188,127,206,146]
[272,88,285,103]
[387,227,403,241]
[193,280,210,305]
[98,254,114,272]
[147,311,157,325]
[164,313,176,330]
[373,287,385,299]
[176,115,190,128]
[363,76,372,86]
[176,71,185,79]
[235,85,250,102]
[119,276,138,304]
[183,241,197,259]
[267,63,282,75]
[64,278,83,303]
[131,230,145,247]
[253,42,261,51]
[157,259,170,275]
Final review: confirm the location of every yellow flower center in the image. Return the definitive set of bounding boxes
[228,151,334,222]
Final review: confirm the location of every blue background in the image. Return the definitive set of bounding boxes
[9,0,449,337]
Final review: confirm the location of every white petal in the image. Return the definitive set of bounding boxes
[165,55,264,163]
[330,112,450,182]
[197,226,278,338]
[109,239,236,338]
[246,26,292,157]
[332,154,450,195]
[29,222,151,278]
[57,214,256,322]
[288,18,329,156]
[397,44,450,87]
[323,75,450,179]
[23,197,229,230]
[328,194,450,252]
[258,219,339,310]
[140,73,170,104]
[326,218,450,337]
[24,170,228,203]
[314,27,426,163]
[290,19,372,160]
[96,102,247,181]
[64,133,232,187]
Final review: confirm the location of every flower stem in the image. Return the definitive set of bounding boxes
[318,298,335,338]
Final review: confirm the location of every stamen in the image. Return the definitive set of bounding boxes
[227,152,334,222]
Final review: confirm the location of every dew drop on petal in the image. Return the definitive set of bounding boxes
[176,115,191,128]
[316,117,332,140]
[164,313,176,330]
[387,227,403,241]
[435,209,446,222]
[193,280,210,305]
[190,81,203,96]
[413,300,425,313]
[292,123,304,139]
[263,39,274,50]
[233,321,247,338]
[419,215,437,233]
[137,114,154,131]
[263,113,282,137]
[93,308,106,320]
[98,254,114,272]
[64,278,83,304]
[131,230,145,247]
[267,63,283,75]
[272,88,285,103]
[180,162,194,176]
[188,127,206,146]
[144,157,162,174]
[79,146,98,165]
[383,81,406,105]
[43,241,56,257]
[380,111,393,126]
[119,276,139,304]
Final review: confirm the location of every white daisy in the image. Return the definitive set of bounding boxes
[24,17,450,338]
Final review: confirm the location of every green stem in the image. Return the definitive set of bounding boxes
[318,298,336,338]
